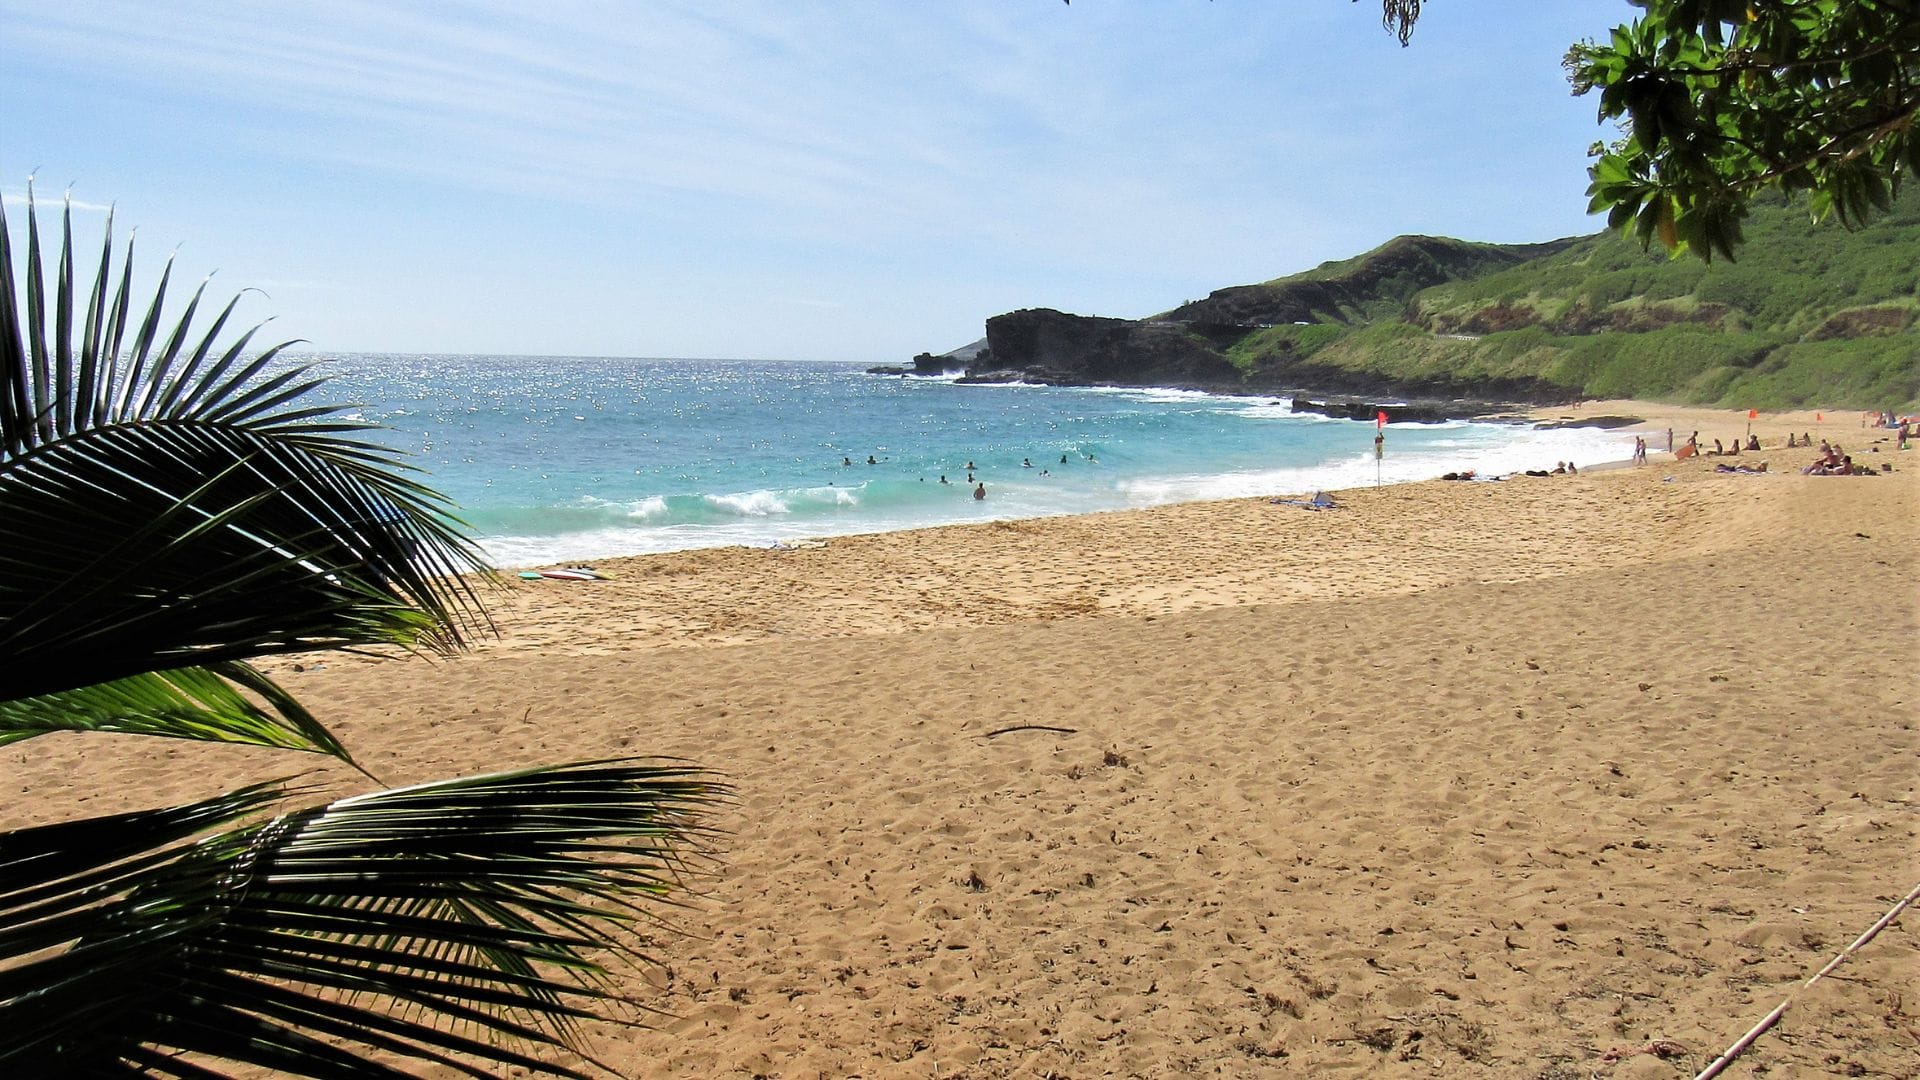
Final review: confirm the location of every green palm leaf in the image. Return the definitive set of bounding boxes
[3,181,729,1075]
[1,186,489,720]
[0,661,350,760]
[0,761,724,1078]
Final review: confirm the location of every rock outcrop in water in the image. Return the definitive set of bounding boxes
[964,310,1237,388]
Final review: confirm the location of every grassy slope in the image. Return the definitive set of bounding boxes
[1223,189,1920,409]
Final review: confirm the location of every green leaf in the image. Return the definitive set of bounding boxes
[0,761,726,1078]
[0,662,353,763]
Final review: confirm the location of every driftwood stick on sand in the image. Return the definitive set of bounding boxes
[983,724,1078,738]
[1693,879,1920,1080]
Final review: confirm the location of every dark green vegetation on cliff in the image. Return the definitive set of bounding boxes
[972,189,1920,410]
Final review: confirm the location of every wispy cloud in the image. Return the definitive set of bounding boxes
[0,2,1609,358]
[0,1,1343,265]
[1,189,115,214]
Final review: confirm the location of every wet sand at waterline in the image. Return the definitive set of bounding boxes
[6,405,1915,1077]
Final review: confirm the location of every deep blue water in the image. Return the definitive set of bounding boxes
[306,353,1634,566]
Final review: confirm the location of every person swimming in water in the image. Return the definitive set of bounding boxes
[973,482,986,500]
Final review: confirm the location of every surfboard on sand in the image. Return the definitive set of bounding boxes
[518,567,611,581]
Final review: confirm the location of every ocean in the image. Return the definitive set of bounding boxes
[307,353,1637,567]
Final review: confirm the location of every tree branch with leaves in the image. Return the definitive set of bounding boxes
[1567,0,1920,260]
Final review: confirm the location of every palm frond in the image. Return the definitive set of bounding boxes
[0,760,725,1079]
[0,661,354,762]
[0,186,493,704]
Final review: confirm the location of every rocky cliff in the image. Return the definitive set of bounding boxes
[971,310,1238,388]
[960,235,1587,402]
[910,187,1920,411]
[1164,235,1576,330]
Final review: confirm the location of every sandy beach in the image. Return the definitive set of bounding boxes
[6,403,1915,1077]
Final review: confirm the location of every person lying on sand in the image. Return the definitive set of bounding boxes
[1804,443,1858,474]
[1803,450,1859,475]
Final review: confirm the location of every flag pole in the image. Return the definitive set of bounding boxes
[1374,410,1387,487]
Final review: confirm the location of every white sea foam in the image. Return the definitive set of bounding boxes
[707,489,791,516]
[1228,401,1307,421]
[624,495,669,519]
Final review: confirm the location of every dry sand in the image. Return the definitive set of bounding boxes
[6,404,1916,1077]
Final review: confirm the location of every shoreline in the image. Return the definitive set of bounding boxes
[495,399,1860,571]
[461,399,1910,660]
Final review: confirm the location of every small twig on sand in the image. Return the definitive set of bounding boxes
[984,724,1078,738]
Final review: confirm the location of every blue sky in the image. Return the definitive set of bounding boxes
[1,2,1622,363]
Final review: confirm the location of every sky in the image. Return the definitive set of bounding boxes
[1,2,1626,363]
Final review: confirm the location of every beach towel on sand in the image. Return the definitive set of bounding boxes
[1271,491,1339,510]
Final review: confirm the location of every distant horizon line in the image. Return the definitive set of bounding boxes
[278,348,885,365]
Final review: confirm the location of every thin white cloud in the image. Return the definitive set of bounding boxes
[0,1,1303,245]
[0,190,115,214]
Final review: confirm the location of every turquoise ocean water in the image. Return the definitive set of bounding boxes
[310,354,1637,567]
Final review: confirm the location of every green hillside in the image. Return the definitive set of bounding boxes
[1218,189,1920,410]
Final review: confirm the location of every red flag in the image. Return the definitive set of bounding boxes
[1376,410,1388,430]
[1747,408,1758,419]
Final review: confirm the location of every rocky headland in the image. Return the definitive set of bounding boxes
[882,187,1920,415]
